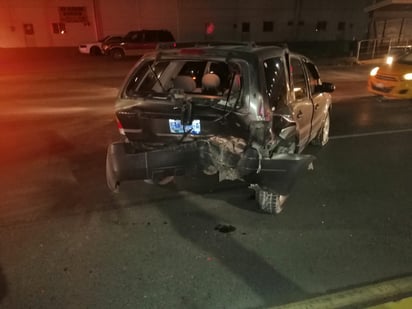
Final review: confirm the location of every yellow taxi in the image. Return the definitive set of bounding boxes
[368,51,412,99]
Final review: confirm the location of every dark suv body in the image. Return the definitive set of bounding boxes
[106,43,335,213]
[102,29,175,60]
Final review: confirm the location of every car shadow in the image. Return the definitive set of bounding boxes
[112,180,311,307]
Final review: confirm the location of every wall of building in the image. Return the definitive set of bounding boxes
[0,0,97,47]
[0,0,373,48]
[369,10,412,41]
[97,0,179,38]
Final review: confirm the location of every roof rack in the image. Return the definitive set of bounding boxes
[172,41,257,49]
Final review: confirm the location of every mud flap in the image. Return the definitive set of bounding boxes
[106,141,199,191]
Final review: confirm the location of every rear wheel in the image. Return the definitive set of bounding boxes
[110,48,125,60]
[312,109,330,146]
[106,152,119,193]
[249,185,288,215]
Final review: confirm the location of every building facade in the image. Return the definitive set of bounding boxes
[365,0,412,43]
[1,0,409,48]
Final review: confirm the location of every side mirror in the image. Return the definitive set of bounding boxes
[315,82,335,93]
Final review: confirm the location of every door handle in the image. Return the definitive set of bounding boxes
[297,110,303,119]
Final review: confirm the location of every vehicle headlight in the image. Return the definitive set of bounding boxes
[386,56,394,65]
[403,73,412,80]
[370,67,379,76]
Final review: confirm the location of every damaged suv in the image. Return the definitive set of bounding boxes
[106,43,335,214]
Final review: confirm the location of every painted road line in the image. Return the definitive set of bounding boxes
[271,276,412,309]
[330,128,412,140]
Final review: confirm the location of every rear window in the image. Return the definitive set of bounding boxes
[124,58,241,108]
[159,31,175,42]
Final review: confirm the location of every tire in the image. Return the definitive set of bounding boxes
[312,109,330,146]
[90,46,102,56]
[106,152,119,193]
[110,48,125,60]
[249,184,288,215]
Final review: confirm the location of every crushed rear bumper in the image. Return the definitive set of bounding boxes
[106,141,315,194]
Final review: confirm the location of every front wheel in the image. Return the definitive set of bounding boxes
[110,48,125,60]
[312,109,330,146]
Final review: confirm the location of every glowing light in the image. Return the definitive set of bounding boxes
[116,117,125,135]
[403,73,412,80]
[205,22,215,35]
[386,56,394,65]
[370,67,379,76]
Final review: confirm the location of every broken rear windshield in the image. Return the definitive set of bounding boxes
[125,59,236,98]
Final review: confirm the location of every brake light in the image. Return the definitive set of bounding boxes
[116,117,125,135]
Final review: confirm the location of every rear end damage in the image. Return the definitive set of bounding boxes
[106,135,314,213]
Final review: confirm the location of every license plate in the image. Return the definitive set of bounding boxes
[375,83,384,88]
[169,119,201,134]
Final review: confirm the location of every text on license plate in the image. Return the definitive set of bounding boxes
[169,119,201,134]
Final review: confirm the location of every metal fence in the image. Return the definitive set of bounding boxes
[356,38,411,62]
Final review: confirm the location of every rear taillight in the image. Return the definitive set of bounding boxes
[116,117,125,135]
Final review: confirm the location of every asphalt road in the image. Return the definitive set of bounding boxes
[0,50,411,309]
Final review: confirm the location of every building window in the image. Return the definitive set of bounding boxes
[316,21,327,31]
[52,23,66,34]
[298,20,304,26]
[287,20,294,26]
[59,6,88,23]
[242,22,250,33]
[263,21,273,32]
[23,23,34,35]
[338,22,346,31]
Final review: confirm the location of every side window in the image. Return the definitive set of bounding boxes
[145,31,157,42]
[263,57,287,109]
[128,31,144,42]
[159,31,174,42]
[304,61,321,94]
[290,58,308,100]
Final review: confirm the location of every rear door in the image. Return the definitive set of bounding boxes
[124,31,144,56]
